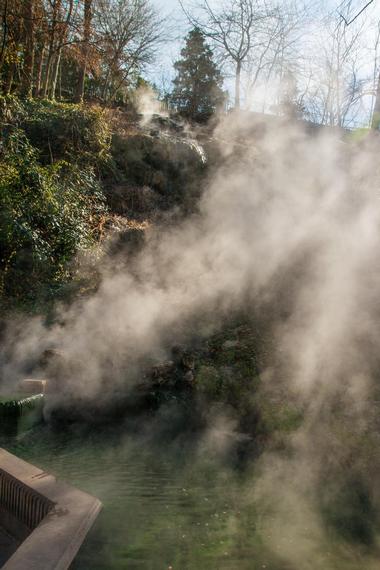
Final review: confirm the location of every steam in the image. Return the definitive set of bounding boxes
[2,111,380,565]
[135,85,168,125]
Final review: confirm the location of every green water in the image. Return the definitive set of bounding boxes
[0,422,378,570]
[0,423,265,570]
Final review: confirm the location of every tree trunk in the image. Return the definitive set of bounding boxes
[41,53,53,97]
[20,0,35,98]
[235,60,241,109]
[33,43,45,96]
[42,0,61,98]
[58,56,62,99]
[371,72,380,130]
[50,47,61,99]
[0,0,9,74]
[4,61,14,93]
[74,0,92,103]
[102,67,111,101]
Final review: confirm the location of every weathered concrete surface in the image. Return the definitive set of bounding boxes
[17,379,47,395]
[0,394,45,436]
[0,528,17,566]
[0,448,102,570]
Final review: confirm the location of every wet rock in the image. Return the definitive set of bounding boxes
[171,344,185,363]
[105,224,147,258]
[222,340,239,350]
[171,345,195,370]
[183,370,195,385]
[148,114,185,134]
[181,352,195,371]
[150,361,176,386]
[110,131,206,213]
[106,183,161,217]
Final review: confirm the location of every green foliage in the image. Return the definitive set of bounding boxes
[0,96,109,307]
[196,365,222,398]
[28,99,109,167]
[321,475,376,546]
[195,325,261,423]
[0,95,26,124]
[172,28,225,122]
[257,399,303,435]
[0,96,111,166]
[193,322,303,444]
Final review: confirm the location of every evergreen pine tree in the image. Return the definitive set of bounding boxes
[172,28,225,122]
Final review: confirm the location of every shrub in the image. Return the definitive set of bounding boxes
[22,99,111,167]
[0,99,109,307]
[0,96,111,167]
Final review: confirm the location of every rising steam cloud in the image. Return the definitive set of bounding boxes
[2,111,380,566]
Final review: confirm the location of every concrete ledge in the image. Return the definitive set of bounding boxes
[0,448,102,570]
[17,380,47,395]
[0,395,45,436]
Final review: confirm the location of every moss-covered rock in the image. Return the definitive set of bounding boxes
[109,132,207,214]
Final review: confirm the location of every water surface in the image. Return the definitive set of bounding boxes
[0,422,377,570]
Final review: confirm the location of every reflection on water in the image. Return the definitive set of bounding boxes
[0,422,378,570]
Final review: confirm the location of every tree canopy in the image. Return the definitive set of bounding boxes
[171,28,225,122]
[0,0,163,103]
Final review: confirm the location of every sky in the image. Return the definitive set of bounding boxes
[146,0,380,122]
[154,0,181,10]
[145,0,185,90]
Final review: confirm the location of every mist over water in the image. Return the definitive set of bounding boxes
[2,111,380,567]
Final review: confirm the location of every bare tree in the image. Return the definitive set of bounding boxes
[41,0,61,97]
[94,0,164,102]
[33,1,48,97]
[50,0,75,99]
[181,0,277,109]
[0,0,23,93]
[368,21,380,129]
[74,0,93,102]
[0,0,9,71]
[19,0,36,97]
[299,7,367,128]
[242,2,305,112]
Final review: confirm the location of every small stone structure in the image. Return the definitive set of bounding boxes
[0,448,101,569]
[0,379,47,436]
[17,379,47,395]
[0,396,44,436]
